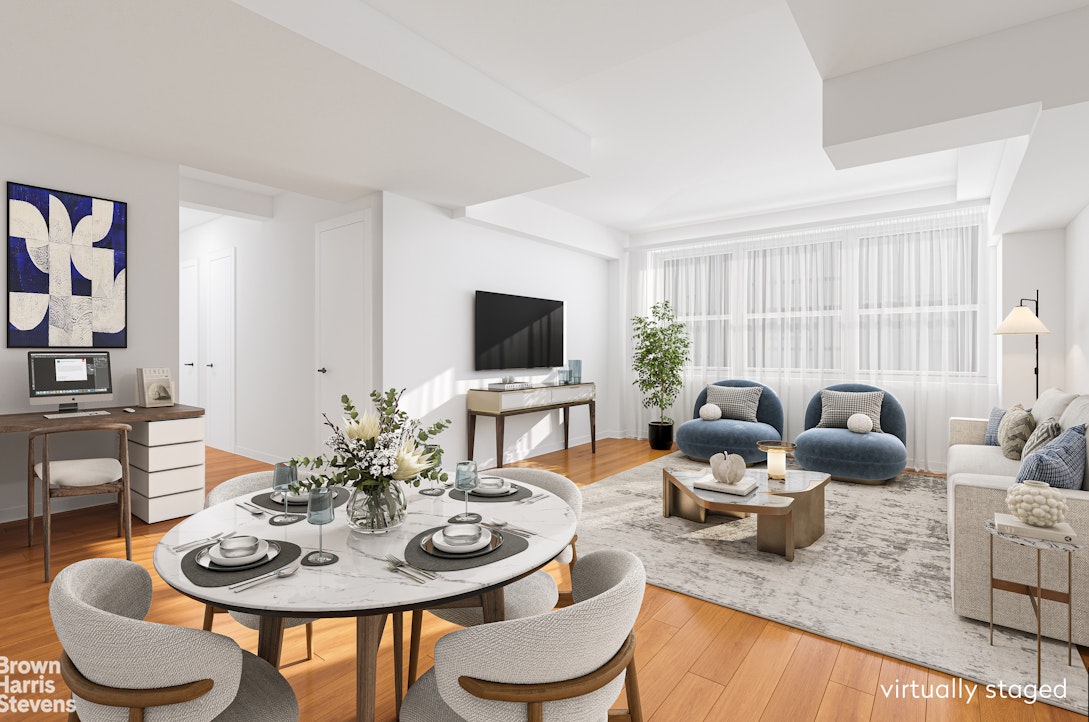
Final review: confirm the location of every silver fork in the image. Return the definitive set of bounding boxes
[518,493,548,504]
[388,564,427,584]
[385,554,437,579]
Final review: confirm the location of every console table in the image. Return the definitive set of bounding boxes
[1,404,206,523]
[466,383,596,467]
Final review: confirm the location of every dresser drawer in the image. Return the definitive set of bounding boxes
[130,488,204,523]
[130,464,205,498]
[129,417,205,446]
[128,440,205,472]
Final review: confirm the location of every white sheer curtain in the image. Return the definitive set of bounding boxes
[626,206,998,472]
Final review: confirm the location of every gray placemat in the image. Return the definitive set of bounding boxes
[180,541,302,587]
[404,526,529,572]
[249,486,350,512]
[448,483,532,503]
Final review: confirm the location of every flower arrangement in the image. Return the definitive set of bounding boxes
[292,389,451,492]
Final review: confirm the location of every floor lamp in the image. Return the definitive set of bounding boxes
[994,290,1050,398]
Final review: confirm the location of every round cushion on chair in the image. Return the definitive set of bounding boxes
[698,403,722,421]
[429,571,558,628]
[675,418,780,463]
[36,458,122,487]
[794,427,906,482]
[847,413,873,434]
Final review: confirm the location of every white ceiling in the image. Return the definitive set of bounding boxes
[3,1,1088,238]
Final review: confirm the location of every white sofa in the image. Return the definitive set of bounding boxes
[947,399,1089,645]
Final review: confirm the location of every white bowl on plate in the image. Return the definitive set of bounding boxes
[432,526,492,553]
[470,477,513,496]
[208,539,270,566]
[271,490,309,504]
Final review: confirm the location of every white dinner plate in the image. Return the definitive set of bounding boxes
[270,491,309,505]
[470,479,515,496]
[431,526,492,553]
[207,539,271,566]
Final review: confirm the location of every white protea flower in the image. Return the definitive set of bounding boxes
[391,443,434,480]
[345,410,381,441]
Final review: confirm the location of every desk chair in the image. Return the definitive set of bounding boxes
[27,422,133,582]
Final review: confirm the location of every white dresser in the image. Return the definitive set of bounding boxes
[128,414,206,523]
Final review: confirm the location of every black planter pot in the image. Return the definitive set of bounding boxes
[648,421,674,450]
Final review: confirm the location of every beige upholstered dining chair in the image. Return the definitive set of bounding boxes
[27,422,133,582]
[399,549,646,722]
[202,471,314,663]
[50,558,298,721]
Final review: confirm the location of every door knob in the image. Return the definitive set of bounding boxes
[184,362,195,366]
[206,363,214,368]
[317,367,327,374]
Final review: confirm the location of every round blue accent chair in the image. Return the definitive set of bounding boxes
[675,380,784,462]
[793,383,908,483]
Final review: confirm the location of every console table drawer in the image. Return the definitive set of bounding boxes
[501,390,551,410]
[551,385,594,403]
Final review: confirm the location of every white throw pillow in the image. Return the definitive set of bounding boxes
[1032,387,1078,427]
[699,403,722,421]
[847,413,873,434]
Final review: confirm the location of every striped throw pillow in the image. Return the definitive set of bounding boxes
[984,407,1005,446]
[816,390,884,433]
[705,385,762,423]
[1017,424,1086,490]
[997,404,1035,461]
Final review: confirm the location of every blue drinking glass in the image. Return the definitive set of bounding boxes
[305,487,338,566]
[270,463,303,525]
[452,460,480,523]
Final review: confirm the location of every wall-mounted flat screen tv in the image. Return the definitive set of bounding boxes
[474,291,564,370]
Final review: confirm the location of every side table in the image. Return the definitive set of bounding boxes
[984,519,1084,686]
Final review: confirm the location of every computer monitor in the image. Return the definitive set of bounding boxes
[28,351,114,413]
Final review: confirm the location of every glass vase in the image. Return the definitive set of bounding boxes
[346,483,408,533]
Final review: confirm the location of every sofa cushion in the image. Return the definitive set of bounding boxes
[675,418,780,464]
[816,390,884,433]
[1058,397,1089,489]
[997,403,1035,460]
[1031,387,1078,426]
[984,407,1005,446]
[947,443,1023,479]
[794,427,905,481]
[705,384,762,422]
[1021,416,1060,459]
[1017,424,1087,490]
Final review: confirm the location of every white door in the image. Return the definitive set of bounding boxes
[316,210,373,448]
[178,259,199,406]
[202,249,236,451]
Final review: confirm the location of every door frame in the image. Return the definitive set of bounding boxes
[178,258,199,407]
[202,247,236,453]
[314,209,375,450]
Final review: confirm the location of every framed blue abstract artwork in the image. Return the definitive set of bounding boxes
[7,182,127,347]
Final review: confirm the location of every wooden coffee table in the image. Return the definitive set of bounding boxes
[662,468,831,561]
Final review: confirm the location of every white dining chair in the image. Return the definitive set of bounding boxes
[202,471,315,664]
[50,558,299,721]
[489,468,582,569]
[399,549,646,722]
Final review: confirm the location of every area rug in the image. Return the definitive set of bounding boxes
[575,452,1089,715]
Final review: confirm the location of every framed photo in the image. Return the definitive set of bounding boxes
[7,182,127,347]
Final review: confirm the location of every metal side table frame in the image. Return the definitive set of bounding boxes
[984,518,1084,687]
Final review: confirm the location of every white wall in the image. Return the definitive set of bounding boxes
[997,230,1066,406]
[1067,204,1089,390]
[0,124,180,523]
[180,192,355,463]
[379,192,618,468]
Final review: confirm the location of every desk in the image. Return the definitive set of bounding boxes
[1,405,206,522]
[154,483,576,722]
[467,383,596,467]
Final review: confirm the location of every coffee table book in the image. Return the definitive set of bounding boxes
[994,512,1078,543]
[693,475,758,496]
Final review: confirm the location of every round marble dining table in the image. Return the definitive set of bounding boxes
[154,482,576,722]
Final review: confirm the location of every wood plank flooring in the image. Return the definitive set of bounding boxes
[2,439,1085,721]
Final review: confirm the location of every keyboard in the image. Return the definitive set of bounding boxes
[43,410,111,419]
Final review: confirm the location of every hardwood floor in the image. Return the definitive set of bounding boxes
[3,439,1086,721]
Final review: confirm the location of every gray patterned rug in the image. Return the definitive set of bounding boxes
[576,452,1088,715]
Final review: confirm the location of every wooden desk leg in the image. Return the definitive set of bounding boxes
[357,613,387,722]
[256,616,286,667]
[495,416,505,468]
[481,588,506,623]
[563,406,570,449]
[467,412,477,460]
[589,400,597,453]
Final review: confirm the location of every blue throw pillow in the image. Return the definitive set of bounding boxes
[1017,424,1086,490]
[984,407,1004,446]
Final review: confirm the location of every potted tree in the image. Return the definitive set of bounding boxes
[631,301,691,450]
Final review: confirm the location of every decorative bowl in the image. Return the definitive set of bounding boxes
[441,524,483,546]
[218,535,260,557]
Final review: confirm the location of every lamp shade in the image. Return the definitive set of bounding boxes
[994,306,1050,335]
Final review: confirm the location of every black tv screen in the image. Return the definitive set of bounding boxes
[475,291,564,370]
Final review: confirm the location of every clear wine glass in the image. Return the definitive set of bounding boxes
[304,487,338,566]
[418,444,445,496]
[451,460,481,523]
[270,462,304,525]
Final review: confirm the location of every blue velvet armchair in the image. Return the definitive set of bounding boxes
[675,380,784,463]
[793,383,908,483]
